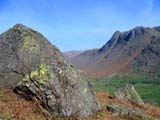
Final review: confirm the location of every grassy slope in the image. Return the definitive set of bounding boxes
[0,89,160,120]
[90,74,160,106]
[0,89,132,120]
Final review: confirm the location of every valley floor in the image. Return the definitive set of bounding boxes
[90,74,160,106]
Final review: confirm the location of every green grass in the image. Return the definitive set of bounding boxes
[0,113,13,119]
[90,74,160,106]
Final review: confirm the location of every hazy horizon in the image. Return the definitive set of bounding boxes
[0,0,160,51]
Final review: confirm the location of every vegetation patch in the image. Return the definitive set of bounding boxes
[0,113,13,119]
[90,74,160,106]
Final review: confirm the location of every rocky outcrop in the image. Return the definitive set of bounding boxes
[107,105,148,119]
[0,24,101,117]
[115,84,144,105]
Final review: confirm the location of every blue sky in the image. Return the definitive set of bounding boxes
[0,0,160,51]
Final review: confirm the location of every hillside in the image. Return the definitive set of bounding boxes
[68,26,160,77]
[1,89,160,120]
[63,50,83,62]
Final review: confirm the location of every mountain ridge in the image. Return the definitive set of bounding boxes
[67,26,160,77]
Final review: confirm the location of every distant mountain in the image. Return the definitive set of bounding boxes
[68,26,160,77]
[63,50,83,62]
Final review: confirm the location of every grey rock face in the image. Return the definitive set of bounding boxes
[0,24,101,117]
[133,36,160,74]
[115,84,144,105]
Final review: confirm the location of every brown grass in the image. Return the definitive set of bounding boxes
[0,89,160,120]
[0,89,46,120]
[96,92,160,120]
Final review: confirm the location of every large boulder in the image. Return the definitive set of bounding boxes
[115,84,144,105]
[0,24,101,117]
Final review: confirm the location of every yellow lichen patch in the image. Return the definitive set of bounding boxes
[22,74,30,82]
[21,36,39,52]
[31,64,50,85]
[21,64,51,86]
[39,64,49,75]
[22,36,31,49]
[21,74,31,87]
[30,71,39,77]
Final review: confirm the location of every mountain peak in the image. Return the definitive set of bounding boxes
[99,30,121,51]
[68,25,160,77]
[112,30,121,39]
[100,26,148,51]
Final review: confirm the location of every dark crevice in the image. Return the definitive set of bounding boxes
[13,86,37,101]
[12,70,25,77]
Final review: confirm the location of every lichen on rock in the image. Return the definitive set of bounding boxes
[0,24,101,117]
[22,36,31,49]
[21,64,50,86]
